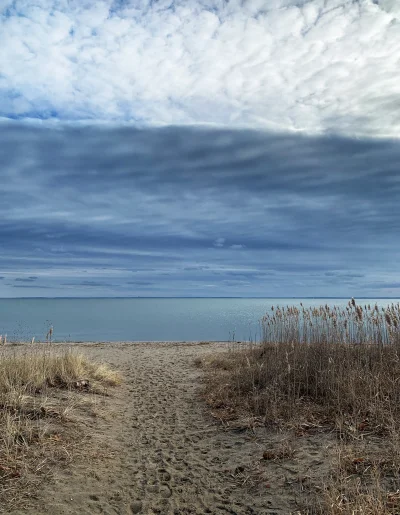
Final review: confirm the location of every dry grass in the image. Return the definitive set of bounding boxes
[262,299,400,346]
[0,346,121,511]
[319,438,400,515]
[198,300,400,514]
[201,339,400,433]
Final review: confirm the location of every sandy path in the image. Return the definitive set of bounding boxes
[12,342,325,515]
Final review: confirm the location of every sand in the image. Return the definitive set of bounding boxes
[9,342,332,515]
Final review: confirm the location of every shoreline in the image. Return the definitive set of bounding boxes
[5,340,235,345]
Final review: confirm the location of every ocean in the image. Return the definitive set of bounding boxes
[0,298,398,343]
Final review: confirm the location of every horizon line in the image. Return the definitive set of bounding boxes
[1,296,400,300]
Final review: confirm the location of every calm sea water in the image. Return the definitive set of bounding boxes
[0,298,398,343]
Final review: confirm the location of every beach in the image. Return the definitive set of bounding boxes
[6,341,329,515]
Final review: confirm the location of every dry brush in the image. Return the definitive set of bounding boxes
[199,299,400,514]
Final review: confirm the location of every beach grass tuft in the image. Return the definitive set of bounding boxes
[0,346,121,511]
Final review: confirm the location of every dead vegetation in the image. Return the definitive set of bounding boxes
[0,346,121,512]
[198,300,400,514]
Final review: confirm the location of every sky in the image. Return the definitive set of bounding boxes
[0,0,400,297]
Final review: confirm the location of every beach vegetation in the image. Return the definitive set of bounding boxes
[0,346,121,511]
[198,300,400,514]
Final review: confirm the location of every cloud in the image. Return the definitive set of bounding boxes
[126,280,154,286]
[14,276,38,282]
[0,122,400,297]
[12,284,54,289]
[361,281,400,290]
[0,0,399,137]
[71,280,114,287]
[213,238,225,248]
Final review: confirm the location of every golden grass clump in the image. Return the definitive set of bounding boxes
[0,347,121,511]
[0,349,121,395]
[199,300,400,514]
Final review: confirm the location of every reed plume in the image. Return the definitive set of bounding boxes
[262,299,400,346]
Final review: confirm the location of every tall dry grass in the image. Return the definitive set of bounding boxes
[0,346,121,511]
[199,300,400,514]
[261,299,400,346]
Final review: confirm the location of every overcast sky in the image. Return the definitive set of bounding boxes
[1,0,399,297]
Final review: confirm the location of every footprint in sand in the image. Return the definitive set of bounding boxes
[147,484,159,493]
[160,484,172,498]
[130,501,143,514]
[158,468,171,482]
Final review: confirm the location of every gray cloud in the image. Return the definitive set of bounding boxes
[12,284,54,289]
[213,238,225,248]
[361,282,400,290]
[0,0,400,136]
[0,122,399,297]
[14,276,38,282]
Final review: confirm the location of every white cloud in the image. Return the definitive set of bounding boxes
[0,0,400,136]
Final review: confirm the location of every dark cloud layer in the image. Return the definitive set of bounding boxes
[0,122,399,297]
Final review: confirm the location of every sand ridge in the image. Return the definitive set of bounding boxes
[9,342,329,515]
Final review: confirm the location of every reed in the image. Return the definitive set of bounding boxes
[199,299,400,514]
[262,299,400,346]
